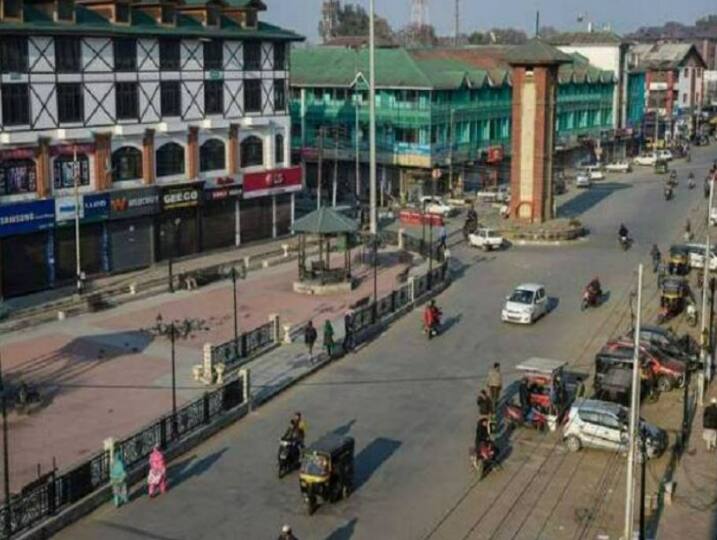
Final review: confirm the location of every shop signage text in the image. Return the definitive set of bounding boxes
[0,147,35,161]
[110,187,159,219]
[0,200,55,237]
[161,185,202,210]
[55,193,110,223]
[243,166,303,199]
[206,186,243,201]
[50,143,96,157]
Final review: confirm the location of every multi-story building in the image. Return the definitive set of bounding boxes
[0,0,303,298]
[290,45,616,203]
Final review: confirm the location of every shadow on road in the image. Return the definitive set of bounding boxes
[557,182,631,219]
[93,521,181,540]
[324,518,358,540]
[354,437,402,491]
[169,447,229,488]
[332,419,356,437]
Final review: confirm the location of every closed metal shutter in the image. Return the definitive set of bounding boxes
[240,198,273,244]
[109,218,153,273]
[1,233,50,298]
[55,223,104,282]
[202,199,235,252]
[275,194,292,236]
[157,209,200,261]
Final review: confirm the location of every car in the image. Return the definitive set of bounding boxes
[501,283,549,324]
[658,149,673,161]
[683,242,717,271]
[633,153,657,166]
[605,161,632,173]
[563,399,667,459]
[597,341,685,393]
[586,165,605,181]
[475,186,510,204]
[625,324,698,365]
[468,228,504,251]
[575,172,591,188]
[419,196,457,217]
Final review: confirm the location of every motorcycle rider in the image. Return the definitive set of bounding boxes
[664,183,673,200]
[587,276,602,298]
[474,417,496,457]
[423,300,442,336]
[284,412,306,446]
[618,224,629,244]
[278,525,298,540]
[650,244,661,273]
[685,219,693,241]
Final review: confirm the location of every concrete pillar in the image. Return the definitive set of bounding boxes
[398,228,405,250]
[239,368,251,411]
[36,137,51,198]
[202,342,214,384]
[93,132,112,190]
[269,313,280,343]
[188,126,199,180]
[142,129,155,185]
[228,123,239,174]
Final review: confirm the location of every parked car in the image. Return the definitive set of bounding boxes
[683,242,717,271]
[419,196,458,217]
[658,149,674,161]
[501,283,549,325]
[598,341,686,393]
[586,165,605,181]
[563,399,667,458]
[624,324,698,366]
[575,171,592,188]
[633,153,657,166]
[468,228,504,251]
[475,186,510,204]
[605,161,632,173]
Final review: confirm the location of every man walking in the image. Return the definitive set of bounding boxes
[487,362,502,407]
[650,244,661,274]
[476,389,492,420]
[703,398,717,451]
[304,320,318,359]
[343,311,354,353]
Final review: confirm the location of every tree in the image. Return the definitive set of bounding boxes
[468,32,489,45]
[318,2,394,43]
[397,24,438,48]
[467,28,528,45]
[538,26,559,40]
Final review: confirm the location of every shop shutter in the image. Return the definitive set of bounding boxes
[275,194,292,236]
[202,199,235,252]
[55,223,104,282]
[1,233,50,297]
[240,198,273,244]
[109,218,153,273]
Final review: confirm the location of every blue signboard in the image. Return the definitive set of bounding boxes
[0,199,55,238]
[55,193,110,224]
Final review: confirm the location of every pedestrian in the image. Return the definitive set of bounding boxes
[684,219,693,242]
[323,319,335,358]
[477,389,492,419]
[304,320,317,358]
[703,398,717,451]
[575,376,586,399]
[518,379,530,418]
[438,225,447,250]
[650,244,661,274]
[110,453,128,507]
[487,362,502,407]
[147,445,167,498]
[343,311,354,353]
[278,524,298,540]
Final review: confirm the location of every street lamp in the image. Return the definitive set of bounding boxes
[167,217,182,293]
[0,353,11,537]
[222,266,241,358]
[73,146,83,295]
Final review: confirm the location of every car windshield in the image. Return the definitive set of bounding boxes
[509,289,534,304]
[301,452,329,476]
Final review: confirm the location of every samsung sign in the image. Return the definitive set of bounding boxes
[0,200,55,238]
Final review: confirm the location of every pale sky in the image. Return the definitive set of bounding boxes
[265,0,716,42]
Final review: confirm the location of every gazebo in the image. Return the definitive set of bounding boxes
[293,207,359,294]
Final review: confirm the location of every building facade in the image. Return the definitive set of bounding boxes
[0,0,303,298]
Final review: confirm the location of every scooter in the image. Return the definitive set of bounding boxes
[470,440,499,480]
[664,187,673,201]
[619,235,631,251]
[581,287,602,311]
[277,436,302,478]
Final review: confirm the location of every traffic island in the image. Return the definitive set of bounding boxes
[499,217,588,245]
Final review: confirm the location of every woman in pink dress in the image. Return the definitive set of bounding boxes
[147,445,167,497]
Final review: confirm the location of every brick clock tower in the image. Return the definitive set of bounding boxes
[507,39,571,224]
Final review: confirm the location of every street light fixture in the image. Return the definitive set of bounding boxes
[73,146,83,295]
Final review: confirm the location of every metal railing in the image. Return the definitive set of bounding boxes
[211,320,276,370]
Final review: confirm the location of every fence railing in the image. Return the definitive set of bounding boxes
[210,320,277,369]
[0,377,246,539]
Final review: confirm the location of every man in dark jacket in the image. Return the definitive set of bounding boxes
[703,398,717,451]
[477,389,492,419]
[304,321,317,358]
[278,524,298,540]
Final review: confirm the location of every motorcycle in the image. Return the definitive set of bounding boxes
[688,178,696,190]
[664,187,673,201]
[619,235,631,251]
[504,403,547,431]
[423,307,442,339]
[470,440,499,480]
[581,286,602,311]
[463,218,478,241]
[277,436,302,478]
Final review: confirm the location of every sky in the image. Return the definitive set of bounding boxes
[265,0,716,42]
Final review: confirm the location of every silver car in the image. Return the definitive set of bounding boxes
[563,399,667,459]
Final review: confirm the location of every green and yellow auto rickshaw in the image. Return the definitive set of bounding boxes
[299,434,354,515]
[668,245,689,275]
[658,276,688,324]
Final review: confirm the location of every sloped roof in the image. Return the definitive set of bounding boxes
[631,42,707,70]
[505,38,574,65]
[547,31,624,46]
[293,207,359,235]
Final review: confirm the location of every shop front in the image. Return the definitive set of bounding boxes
[202,180,243,252]
[54,193,110,283]
[241,166,302,243]
[109,186,158,273]
[0,199,55,298]
[156,183,203,261]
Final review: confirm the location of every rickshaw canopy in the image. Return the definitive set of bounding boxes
[515,357,567,376]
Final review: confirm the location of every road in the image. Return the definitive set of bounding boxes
[58,147,716,540]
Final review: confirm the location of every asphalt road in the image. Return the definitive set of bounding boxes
[58,146,717,540]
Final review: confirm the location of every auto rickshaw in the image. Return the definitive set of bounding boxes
[658,276,688,324]
[299,434,354,515]
[511,358,573,431]
[668,245,689,275]
[654,159,669,175]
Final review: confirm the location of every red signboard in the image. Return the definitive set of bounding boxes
[243,166,303,199]
[399,210,445,227]
[50,143,96,157]
[486,146,504,164]
[0,147,35,160]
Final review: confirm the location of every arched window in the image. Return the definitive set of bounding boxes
[53,154,90,189]
[156,142,185,178]
[240,136,263,168]
[112,146,143,181]
[200,139,226,172]
[274,133,284,165]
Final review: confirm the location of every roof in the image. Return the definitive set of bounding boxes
[515,357,567,374]
[504,37,574,65]
[0,2,301,40]
[515,283,545,292]
[292,207,359,235]
[631,42,707,70]
[577,399,627,415]
[547,31,624,46]
[306,434,355,455]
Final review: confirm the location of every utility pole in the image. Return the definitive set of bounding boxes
[333,127,339,207]
[369,0,378,235]
[454,0,460,47]
[355,87,361,201]
[73,146,82,295]
[624,264,644,540]
[448,109,455,195]
[0,352,11,537]
[701,178,715,394]
[317,127,325,210]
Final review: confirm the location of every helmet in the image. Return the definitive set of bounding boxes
[282,525,292,534]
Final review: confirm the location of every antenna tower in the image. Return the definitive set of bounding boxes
[410,0,430,28]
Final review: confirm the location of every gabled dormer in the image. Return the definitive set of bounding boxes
[223,0,264,29]
[133,0,179,27]
[76,0,131,24]
[27,0,75,23]
[1,0,24,22]
[179,0,223,28]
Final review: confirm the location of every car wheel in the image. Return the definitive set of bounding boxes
[565,435,582,453]
[656,376,673,393]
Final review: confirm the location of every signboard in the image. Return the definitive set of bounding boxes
[50,143,96,157]
[0,199,55,238]
[205,186,243,201]
[55,193,110,223]
[243,166,303,199]
[486,146,504,164]
[161,184,202,211]
[398,210,444,227]
[0,147,35,161]
[110,187,159,220]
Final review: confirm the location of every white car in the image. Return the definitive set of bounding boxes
[501,283,549,324]
[658,149,673,161]
[605,161,632,173]
[468,228,504,251]
[586,166,605,181]
[685,243,717,271]
[633,154,657,166]
[419,196,456,217]
[575,172,591,188]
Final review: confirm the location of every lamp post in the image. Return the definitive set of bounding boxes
[224,266,240,357]
[167,217,182,293]
[368,0,377,235]
[0,353,11,537]
[73,146,83,295]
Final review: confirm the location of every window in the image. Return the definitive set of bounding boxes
[156,142,185,177]
[684,68,689,77]
[203,39,223,70]
[1,83,29,125]
[111,146,142,181]
[240,136,263,168]
[53,154,90,189]
[113,38,136,71]
[160,4,175,25]
[159,39,180,71]
[3,0,22,18]
[115,82,138,120]
[244,10,257,28]
[204,80,223,115]
[273,79,285,112]
[244,79,261,112]
[55,37,81,72]
[199,139,225,172]
[57,0,74,21]
[115,2,130,23]
[274,133,284,165]
[0,37,28,73]
[160,81,181,117]
[273,42,286,70]
[243,41,261,70]
[0,160,36,195]
[57,83,83,123]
